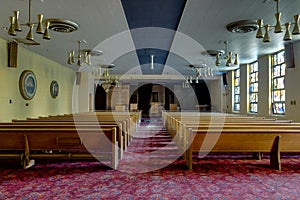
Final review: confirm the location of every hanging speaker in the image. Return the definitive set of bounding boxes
[285,42,295,68]
[7,41,18,68]
[76,72,81,85]
[222,73,228,86]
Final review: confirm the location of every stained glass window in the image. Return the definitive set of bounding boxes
[233,68,240,112]
[271,50,285,115]
[249,61,258,113]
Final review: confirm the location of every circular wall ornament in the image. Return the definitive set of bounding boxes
[19,70,37,100]
[50,80,59,98]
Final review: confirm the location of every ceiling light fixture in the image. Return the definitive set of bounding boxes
[189,64,214,78]
[215,41,238,66]
[98,64,116,93]
[8,0,51,41]
[183,64,214,87]
[67,40,103,66]
[182,79,190,88]
[150,55,155,70]
[256,0,300,42]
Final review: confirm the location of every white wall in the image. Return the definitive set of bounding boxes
[239,64,248,115]
[227,71,233,113]
[257,54,271,117]
[0,38,76,121]
[206,77,223,112]
[285,41,300,121]
[72,71,95,113]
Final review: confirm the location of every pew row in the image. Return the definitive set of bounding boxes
[3,122,126,158]
[22,111,142,144]
[185,128,300,170]
[162,111,300,170]
[0,127,118,169]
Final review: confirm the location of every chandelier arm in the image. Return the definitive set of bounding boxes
[214,41,238,66]
[256,0,300,42]
[78,41,81,56]
[28,0,32,24]
[8,0,51,41]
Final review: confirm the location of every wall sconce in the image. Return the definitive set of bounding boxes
[8,0,51,41]
[256,0,300,42]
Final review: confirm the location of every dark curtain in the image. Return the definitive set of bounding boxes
[95,85,107,110]
[193,80,211,111]
[138,83,153,118]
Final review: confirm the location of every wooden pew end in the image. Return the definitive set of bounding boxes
[270,135,281,171]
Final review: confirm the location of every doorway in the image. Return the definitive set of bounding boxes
[95,84,107,110]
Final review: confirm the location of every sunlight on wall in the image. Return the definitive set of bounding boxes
[0,38,76,121]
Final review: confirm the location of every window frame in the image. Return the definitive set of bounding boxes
[249,61,258,113]
[233,68,240,112]
[271,50,286,115]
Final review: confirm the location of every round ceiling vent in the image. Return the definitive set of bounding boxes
[201,49,224,57]
[81,49,103,57]
[226,20,258,34]
[44,19,79,33]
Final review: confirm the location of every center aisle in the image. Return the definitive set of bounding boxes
[117,118,182,173]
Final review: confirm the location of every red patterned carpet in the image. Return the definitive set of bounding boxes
[1,118,300,199]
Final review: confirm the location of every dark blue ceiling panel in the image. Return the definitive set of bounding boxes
[121,0,187,75]
[121,0,186,30]
[136,48,168,74]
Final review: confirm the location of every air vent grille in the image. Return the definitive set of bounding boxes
[226,20,258,34]
[201,50,224,57]
[44,19,79,33]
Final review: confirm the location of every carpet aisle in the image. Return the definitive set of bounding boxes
[1,118,300,199]
[117,117,183,173]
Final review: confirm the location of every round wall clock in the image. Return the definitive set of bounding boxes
[19,70,37,100]
[50,80,59,98]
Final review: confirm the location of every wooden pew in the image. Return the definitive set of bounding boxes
[16,116,131,149]
[185,128,300,170]
[11,111,141,155]
[26,111,141,145]
[0,111,141,169]
[186,128,282,170]
[163,112,276,132]
[162,111,300,170]
[0,122,125,159]
[165,117,288,140]
[0,127,118,169]
[8,120,128,159]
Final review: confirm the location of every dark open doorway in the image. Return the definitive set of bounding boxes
[137,84,153,118]
[95,84,107,110]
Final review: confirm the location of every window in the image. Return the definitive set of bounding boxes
[233,68,240,112]
[271,50,286,115]
[249,62,258,113]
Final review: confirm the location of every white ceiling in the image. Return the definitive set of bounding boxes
[1,0,300,77]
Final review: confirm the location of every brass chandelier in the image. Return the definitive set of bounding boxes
[215,41,238,67]
[98,64,118,93]
[183,64,214,88]
[67,40,103,66]
[256,0,300,42]
[8,0,51,41]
